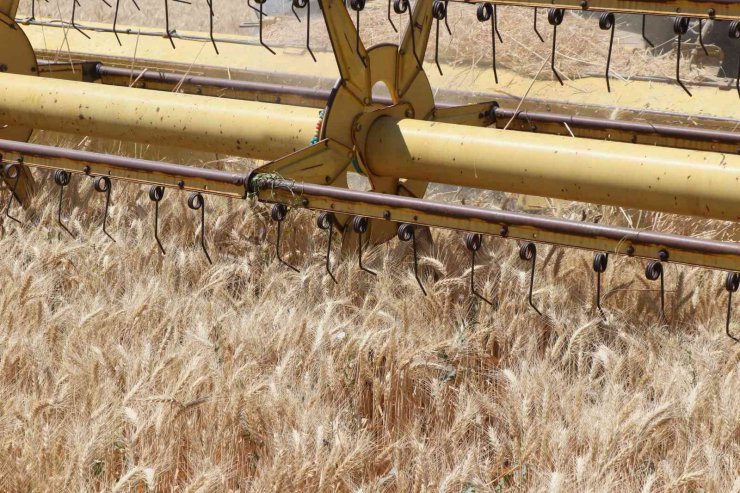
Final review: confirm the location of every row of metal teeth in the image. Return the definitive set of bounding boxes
[2,159,738,341]
[22,1,740,97]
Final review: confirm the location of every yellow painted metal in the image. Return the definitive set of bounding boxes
[0,11,37,204]
[365,116,740,222]
[253,139,353,186]
[396,0,433,98]
[21,21,740,123]
[0,0,18,17]
[0,72,318,161]
[259,185,740,271]
[450,0,738,19]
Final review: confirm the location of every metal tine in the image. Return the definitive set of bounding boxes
[271,203,299,272]
[731,21,740,98]
[394,0,422,69]
[149,185,166,255]
[443,0,451,35]
[93,176,115,242]
[432,0,446,76]
[3,161,23,224]
[387,0,397,32]
[316,212,338,283]
[697,19,708,56]
[673,16,692,97]
[477,3,498,84]
[642,14,654,48]
[547,8,565,85]
[644,250,668,319]
[187,192,212,264]
[397,224,426,295]
[352,216,376,276]
[519,242,543,316]
[292,0,316,62]
[724,272,740,342]
[113,0,140,46]
[350,0,367,67]
[592,252,608,318]
[206,0,219,55]
[599,13,615,92]
[533,7,544,42]
[53,170,75,238]
[254,0,275,54]
[71,0,91,39]
[291,0,301,22]
[464,233,493,306]
[164,0,176,48]
[29,0,51,21]
[493,4,502,43]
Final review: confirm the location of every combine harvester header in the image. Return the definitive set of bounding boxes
[0,0,738,337]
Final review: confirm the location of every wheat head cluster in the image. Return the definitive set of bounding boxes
[2,0,739,490]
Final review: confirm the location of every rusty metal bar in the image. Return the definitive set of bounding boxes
[493,108,740,146]
[89,64,740,150]
[0,139,247,197]
[0,138,737,271]
[252,177,740,271]
[447,0,738,20]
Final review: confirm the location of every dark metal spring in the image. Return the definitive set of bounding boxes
[317,211,337,283]
[93,176,115,242]
[352,216,375,276]
[724,272,740,342]
[187,192,212,264]
[644,258,665,317]
[350,0,367,67]
[477,3,498,84]
[149,185,166,255]
[432,0,447,76]
[547,8,565,85]
[519,241,542,316]
[397,223,426,295]
[292,0,316,62]
[394,0,422,69]
[533,7,544,42]
[271,203,299,272]
[673,16,692,97]
[599,12,615,92]
[592,252,608,318]
[53,169,75,238]
[464,233,493,306]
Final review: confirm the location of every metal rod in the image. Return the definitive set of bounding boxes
[53,170,75,238]
[252,178,740,271]
[91,65,740,146]
[93,176,115,241]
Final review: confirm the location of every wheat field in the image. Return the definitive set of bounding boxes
[2,0,739,491]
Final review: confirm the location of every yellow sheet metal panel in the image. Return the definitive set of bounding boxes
[0,72,319,160]
[365,116,740,221]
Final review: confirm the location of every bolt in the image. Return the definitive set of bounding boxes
[404,109,414,118]
[500,225,508,237]
[302,198,309,207]
[354,123,362,132]
[178,180,185,188]
[0,64,7,72]
[363,97,371,105]
[626,245,635,256]
[383,210,391,220]
[580,0,588,8]
[707,8,715,17]
[325,176,331,183]
[83,166,91,175]
[658,249,669,262]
